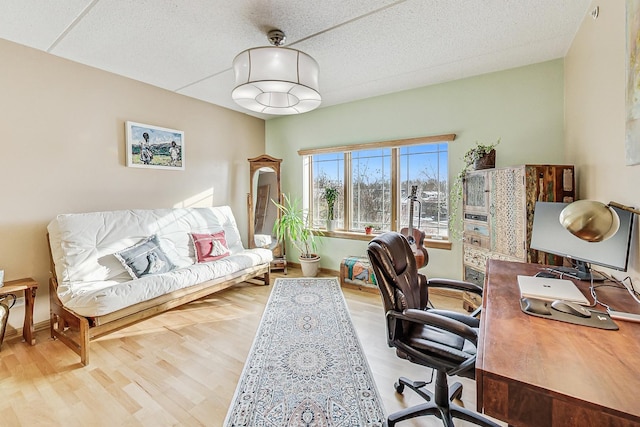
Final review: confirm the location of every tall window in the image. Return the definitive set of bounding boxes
[311,153,344,229]
[351,149,392,230]
[302,135,452,240]
[398,143,448,238]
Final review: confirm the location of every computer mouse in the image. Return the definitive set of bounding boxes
[522,297,551,315]
[551,300,591,318]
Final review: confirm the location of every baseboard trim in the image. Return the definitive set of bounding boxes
[2,319,50,345]
[285,262,339,277]
[341,282,379,294]
[283,263,462,300]
[285,263,379,294]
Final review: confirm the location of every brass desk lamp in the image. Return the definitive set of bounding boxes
[560,200,640,242]
[560,200,640,322]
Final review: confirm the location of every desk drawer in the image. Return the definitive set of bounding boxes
[463,233,490,249]
[464,220,490,249]
[464,221,489,236]
[464,213,488,223]
[463,246,489,272]
[464,266,485,287]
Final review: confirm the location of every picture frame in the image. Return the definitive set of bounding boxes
[626,0,640,165]
[126,121,184,170]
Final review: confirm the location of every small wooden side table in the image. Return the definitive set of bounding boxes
[0,278,38,345]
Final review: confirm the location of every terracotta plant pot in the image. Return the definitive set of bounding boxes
[364,227,373,235]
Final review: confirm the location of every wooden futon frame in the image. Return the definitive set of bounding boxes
[48,251,269,366]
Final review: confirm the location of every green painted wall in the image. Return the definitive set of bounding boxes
[266,59,565,279]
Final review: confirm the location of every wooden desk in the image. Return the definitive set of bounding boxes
[477,260,640,427]
[0,278,38,345]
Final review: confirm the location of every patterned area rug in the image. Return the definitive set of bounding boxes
[224,277,386,426]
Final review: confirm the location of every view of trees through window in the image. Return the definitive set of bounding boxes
[352,149,391,230]
[309,142,449,238]
[312,153,344,229]
[398,143,449,238]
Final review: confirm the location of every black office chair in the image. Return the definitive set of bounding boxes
[367,232,499,427]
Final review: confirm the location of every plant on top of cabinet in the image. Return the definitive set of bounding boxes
[449,138,500,239]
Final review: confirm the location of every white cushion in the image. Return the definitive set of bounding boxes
[48,206,272,316]
[56,249,272,316]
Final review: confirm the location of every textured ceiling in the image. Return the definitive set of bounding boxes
[0,0,593,120]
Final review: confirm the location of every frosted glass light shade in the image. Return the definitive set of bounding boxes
[232,46,321,115]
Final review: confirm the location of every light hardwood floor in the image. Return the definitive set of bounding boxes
[0,268,503,426]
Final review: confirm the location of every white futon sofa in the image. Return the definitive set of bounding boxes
[47,206,272,365]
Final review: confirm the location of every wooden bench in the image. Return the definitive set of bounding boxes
[339,256,378,294]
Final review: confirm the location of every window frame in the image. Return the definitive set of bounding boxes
[299,134,455,249]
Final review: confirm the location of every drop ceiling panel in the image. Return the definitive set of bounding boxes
[295,0,589,101]
[49,0,254,91]
[179,69,243,114]
[0,0,93,50]
[0,0,592,119]
[49,0,398,91]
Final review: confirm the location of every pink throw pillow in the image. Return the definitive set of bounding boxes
[191,231,230,263]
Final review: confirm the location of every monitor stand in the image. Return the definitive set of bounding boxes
[549,262,605,282]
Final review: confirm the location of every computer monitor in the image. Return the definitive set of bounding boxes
[530,201,635,281]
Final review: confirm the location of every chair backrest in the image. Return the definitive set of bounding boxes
[368,232,479,377]
[367,232,428,313]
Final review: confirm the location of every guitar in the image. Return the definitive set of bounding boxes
[400,185,429,268]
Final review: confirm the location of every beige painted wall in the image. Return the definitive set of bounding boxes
[266,59,566,280]
[0,39,265,331]
[565,1,640,281]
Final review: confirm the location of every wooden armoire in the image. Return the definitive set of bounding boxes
[461,165,575,309]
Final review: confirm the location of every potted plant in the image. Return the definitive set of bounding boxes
[449,138,500,239]
[364,224,374,235]
[273,194,322,277]
[323,186,339,231]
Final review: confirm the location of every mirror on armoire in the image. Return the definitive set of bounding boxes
[248,155,287,273]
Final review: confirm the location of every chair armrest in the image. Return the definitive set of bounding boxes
[427,278,483,296]
[397,308,478,344]
[428,308,479,328]
[418,273,429,308]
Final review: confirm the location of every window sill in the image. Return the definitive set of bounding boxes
[316,230,452,250]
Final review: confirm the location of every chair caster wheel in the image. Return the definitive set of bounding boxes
[394,382,405,394]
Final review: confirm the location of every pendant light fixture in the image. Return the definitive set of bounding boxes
[232,30,321,115]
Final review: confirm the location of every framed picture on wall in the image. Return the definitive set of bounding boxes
[626,0,640,165]
[126,121,185,170]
